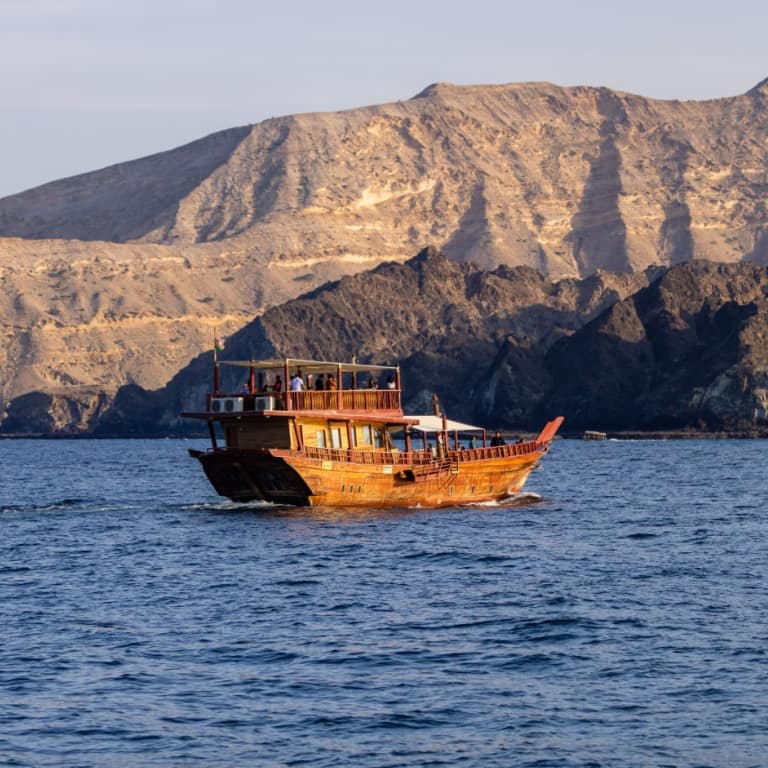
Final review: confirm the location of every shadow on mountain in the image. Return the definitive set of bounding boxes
[0,127,251,242]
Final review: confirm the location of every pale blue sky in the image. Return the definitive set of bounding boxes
[1,0,765,198]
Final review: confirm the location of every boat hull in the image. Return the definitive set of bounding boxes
[193,447,546,508]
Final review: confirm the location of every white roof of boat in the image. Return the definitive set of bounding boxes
[409,415,484,433]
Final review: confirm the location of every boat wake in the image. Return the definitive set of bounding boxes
[182,499,294,514]
[181,492,545,518]
[463,492,544,508]
[0,498,88,515]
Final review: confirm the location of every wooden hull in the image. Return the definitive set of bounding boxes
[193,446,547,508]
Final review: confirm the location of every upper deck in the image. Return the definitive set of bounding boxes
[194,356,407,419]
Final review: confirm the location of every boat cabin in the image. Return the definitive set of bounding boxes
[188,357,419,453]
[185,356,497,456]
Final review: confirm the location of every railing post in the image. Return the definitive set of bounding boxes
[284,360,291,410]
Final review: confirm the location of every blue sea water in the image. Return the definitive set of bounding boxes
[0,438,766,768]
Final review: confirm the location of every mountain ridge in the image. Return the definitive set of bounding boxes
[3,79,768,406]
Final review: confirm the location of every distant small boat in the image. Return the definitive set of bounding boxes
[182,357,564,508]
[583,430,607,441]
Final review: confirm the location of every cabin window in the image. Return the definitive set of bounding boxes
[374,429,383,448]
[330,427,342,449]
[316,430,327,448]
[361,425,372,445]
[235,421,291,450]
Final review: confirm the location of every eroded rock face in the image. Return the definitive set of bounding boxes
[3,79,768,419]
[0,390,112,435]
[83,256,768,437]
[0,238,256,402]
[30,248,647,436]
[534,261,768,430]
[7,251,768,435]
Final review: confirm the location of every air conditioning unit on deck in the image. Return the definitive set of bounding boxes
[253,396,276,411]
[210,397,244,413]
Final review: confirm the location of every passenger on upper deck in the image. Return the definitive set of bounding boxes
[239,382,250,394]
[367,376,377,389]
[290,373,305,391]
[315,373,325,390]
[490,431,506,446]
[273,376,283,393]
[326,374,337,390]
[386,375,396,390]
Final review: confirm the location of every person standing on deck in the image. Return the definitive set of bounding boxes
[491,431,506,446]
[290,373,305,391]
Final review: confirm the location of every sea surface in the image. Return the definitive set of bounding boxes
[1,438,766,768]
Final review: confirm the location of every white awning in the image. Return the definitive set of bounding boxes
[217,357,398,374]
[408,415,484,433]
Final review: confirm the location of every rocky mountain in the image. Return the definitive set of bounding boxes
[0,236,361,403]
[2,79,768,409]
[6,249,768,436]
[106,256,768,437]
[10,251,768,437]
[539,260,768,431]
[0,248,653,434]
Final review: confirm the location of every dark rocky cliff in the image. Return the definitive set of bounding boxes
[538,261,768,430]
[6,252,768,436]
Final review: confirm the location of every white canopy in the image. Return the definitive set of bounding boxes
[217,357,397,374]
[408,415,484,433]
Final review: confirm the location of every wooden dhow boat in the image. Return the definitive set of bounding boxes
[183,357,563,507]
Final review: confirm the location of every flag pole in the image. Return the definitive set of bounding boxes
[213,328,221,394]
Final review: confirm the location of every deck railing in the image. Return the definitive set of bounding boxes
[303,446,433,465]
[300,441,540,466]
[455,441,539,461]
[211,389,402,414]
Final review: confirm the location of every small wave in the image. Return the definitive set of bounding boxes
[272,578,321,587]
[0,565,32,574]
[512,616,601,643]
[0,498,87,514]
[622,531,660,540]
[400,549,514,566]
[498,652,562,670]
[375,711,450,729]
[401,549,488,564]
